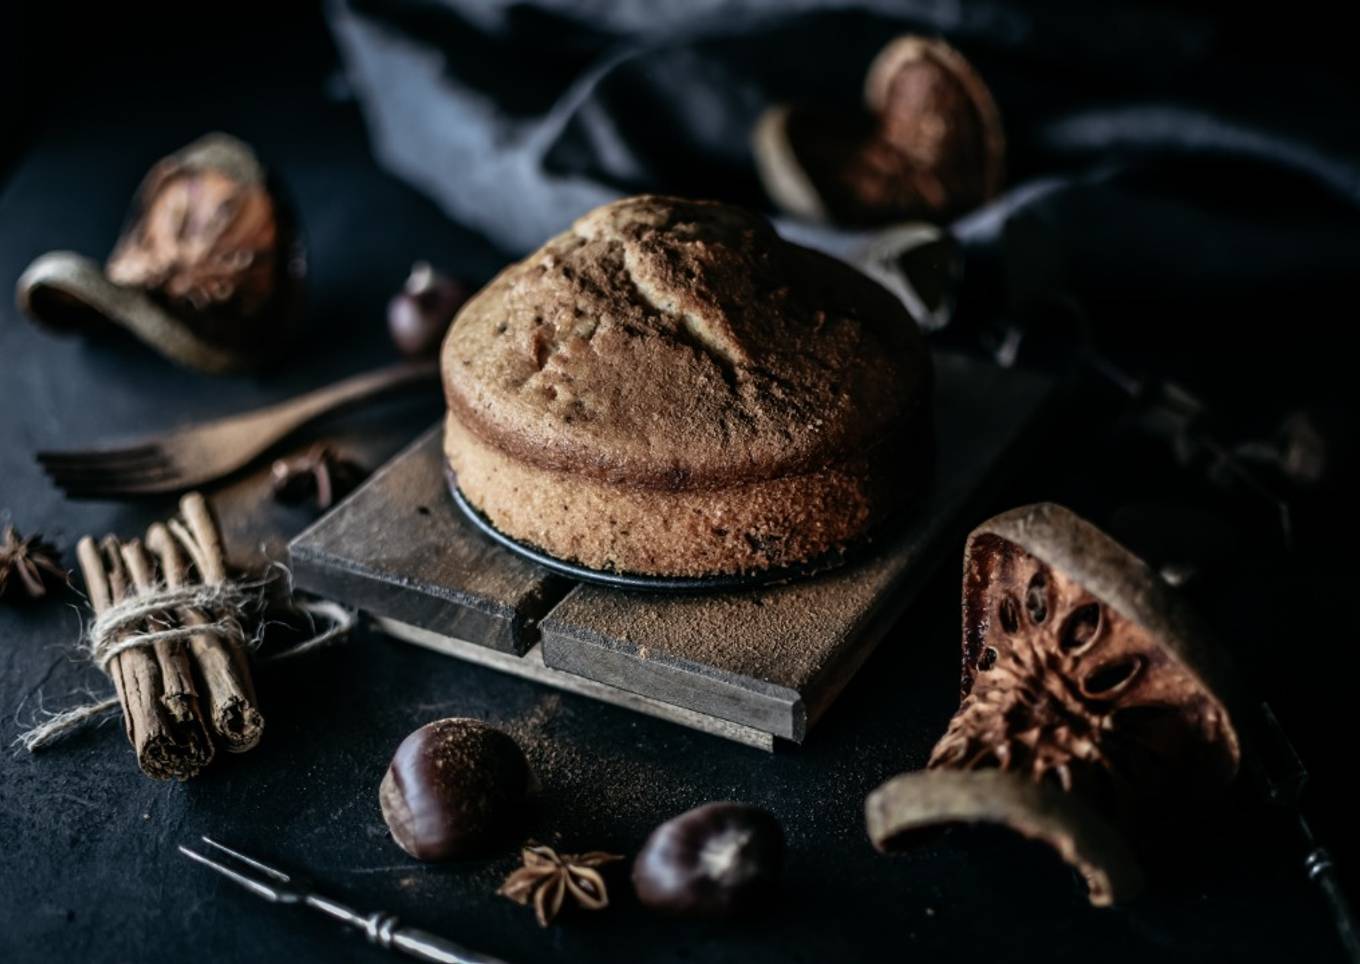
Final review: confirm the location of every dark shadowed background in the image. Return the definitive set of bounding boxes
[2,2,1357,962]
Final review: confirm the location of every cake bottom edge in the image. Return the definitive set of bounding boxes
[444,412,929,578]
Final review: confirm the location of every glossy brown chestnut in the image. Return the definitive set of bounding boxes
[379,717,530,861]
[632,802,784,918]
[387,262,468,357]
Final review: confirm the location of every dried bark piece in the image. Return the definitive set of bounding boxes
[866,503,1242,906]
[866,769,1143,907]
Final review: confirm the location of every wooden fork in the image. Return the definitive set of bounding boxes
[37,360,438,500]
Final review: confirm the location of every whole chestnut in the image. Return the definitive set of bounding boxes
[632,802,784,918]
[387,261,468,357]
[379,717,530,861]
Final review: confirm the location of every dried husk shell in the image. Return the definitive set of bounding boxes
[866,503,1243,906]
[16,133,305,373]
[866,769,1143,907]
[753,35,1004,226]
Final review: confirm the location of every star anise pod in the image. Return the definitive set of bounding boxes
[270,444,366,511]
[497,843,622,927]
[0,525,67,601]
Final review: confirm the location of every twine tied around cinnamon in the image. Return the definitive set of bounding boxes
[13,493,355,777]
[87,581,256,672]
[16,588,350,753]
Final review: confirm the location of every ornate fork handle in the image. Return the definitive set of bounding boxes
[241,359,440,440]
[305,898,508,964]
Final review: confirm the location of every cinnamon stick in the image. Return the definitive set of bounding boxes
[77,536,210,780]
[119,538,214,751]
[150,519,263,750]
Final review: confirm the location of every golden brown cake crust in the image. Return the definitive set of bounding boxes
[442,195,932,576]
[445,414,916,578]
[443,195,929,490]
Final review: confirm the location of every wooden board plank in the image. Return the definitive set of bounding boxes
[290,353,1054,745]
[289,426,568,654]
[208,394,445,574]
[378,618,776,751]
[538,354,1055,740]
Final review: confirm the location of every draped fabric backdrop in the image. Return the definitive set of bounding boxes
[328,0,1360,372]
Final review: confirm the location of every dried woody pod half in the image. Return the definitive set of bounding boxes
[753,35,1004,226]
[16,133,305,373]
[866,503,1242,906]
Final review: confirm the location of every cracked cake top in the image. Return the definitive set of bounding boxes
[442,195,931,490]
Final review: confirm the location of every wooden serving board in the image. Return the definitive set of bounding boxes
[289,352,1055,747]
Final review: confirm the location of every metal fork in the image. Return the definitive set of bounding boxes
[38,360,438,499]
[180,836,508,964]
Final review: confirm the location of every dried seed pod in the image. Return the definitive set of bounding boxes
[498,844,623,927]
[867,503,1241,906]
[949,502,1241,804]
[17,133,305,373]
[753,36,1003,226]
[106,133,306,355]
[0,525,67,601]
[863,36,1005,211]
[271,445,367,511]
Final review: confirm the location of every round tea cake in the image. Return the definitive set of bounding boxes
[441,195,932,577]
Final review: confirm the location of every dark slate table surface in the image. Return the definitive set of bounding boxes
[1,12,1353,964]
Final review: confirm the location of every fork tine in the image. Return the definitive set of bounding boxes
[39,458,171,478]
[41,461,178,483]
[179,844,287,902]
[53,481,184,501]
[39,459,172,478]
[41,453,174,474]
[37,444,164,465]
[50,472,186,498]
[43,473,181,495]
[199,836,293,882]
[40,449,176,484]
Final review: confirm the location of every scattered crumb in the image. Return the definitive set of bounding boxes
[501,693,700,830]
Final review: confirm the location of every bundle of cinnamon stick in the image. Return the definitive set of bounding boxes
[78,493,263,780]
